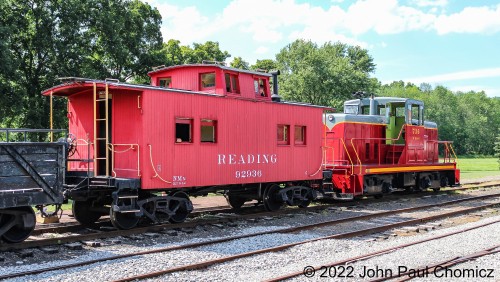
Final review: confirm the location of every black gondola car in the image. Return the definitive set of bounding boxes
[0,129,66,243]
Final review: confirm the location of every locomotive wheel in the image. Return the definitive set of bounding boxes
[226,194,246,210]
[263,184,283,212]
[73,200,102,227]
[110,208,140,230]
[1,207,36,243]
[168,191,191,224]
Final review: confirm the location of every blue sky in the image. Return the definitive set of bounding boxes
[145,0,500,97]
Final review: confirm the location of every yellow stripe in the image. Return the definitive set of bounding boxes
[366,165,455,173]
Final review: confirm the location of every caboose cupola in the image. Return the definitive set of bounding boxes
[147,63,273,101]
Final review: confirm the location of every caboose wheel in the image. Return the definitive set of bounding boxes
[1,207,36,243]
[226,194,246,210]
[73,200,102,227]
[263,184,283,212]
[297,182,311,208]
[297,199,311,208]
[168,191,191,223]
[110,208,140,230]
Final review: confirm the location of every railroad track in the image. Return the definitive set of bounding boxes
[1,192,499,281]
[2,181,499,252]
[265,222,500,282]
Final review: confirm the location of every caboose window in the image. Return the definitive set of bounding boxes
[294,125,306,145]
[277,124,290,145]
[175,118,193,143]
[200,72,216,89]
[201,119,217,143]
[159,77,172,88]
[224,73,240,94]
[255,78,267,97]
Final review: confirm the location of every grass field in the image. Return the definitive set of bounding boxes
[457,157,500,180]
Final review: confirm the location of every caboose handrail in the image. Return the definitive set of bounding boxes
[148,144,172,183]
[108,143,141,178]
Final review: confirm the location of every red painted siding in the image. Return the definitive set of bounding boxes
[140,90,323,189]
[67,91,94,172]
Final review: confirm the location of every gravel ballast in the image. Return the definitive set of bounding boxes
[0,188,499,282]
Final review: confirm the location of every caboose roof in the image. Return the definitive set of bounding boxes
[147,64,273,77]
[41,78,331,110]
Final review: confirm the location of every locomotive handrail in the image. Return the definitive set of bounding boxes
[322,138,355,174]
[348,124,407,172]
[350,139,363,174]
[108,143,141,177]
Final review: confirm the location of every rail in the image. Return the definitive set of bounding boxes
[0,128,67,142]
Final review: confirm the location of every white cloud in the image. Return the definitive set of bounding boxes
[157,3,224,43]
[404,67,500,84]
[412,0,448,7]
[155,0,500,48]
[255,46,269,54]
[435,5,500,34]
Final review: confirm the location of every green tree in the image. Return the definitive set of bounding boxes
[0,0,164,130]
[251,59,277,72]
[495,129,500,169]
[182,41,230,64]
[230,57,249,70]
[158,40,231,67]
[275,39,377,108]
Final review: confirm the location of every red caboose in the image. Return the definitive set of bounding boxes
[321,97,460,199]
[43,63,328,229]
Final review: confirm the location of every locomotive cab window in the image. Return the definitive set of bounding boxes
[159,77,172,88]
[294,125,306,145]
[200,72,216,89]
[277,124,290,145]
[408,104,423,125]
[344,105,358,114]
[175,118,193,143]
[224,73,240,94]
[201,119,217,143]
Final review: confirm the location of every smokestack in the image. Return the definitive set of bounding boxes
[270,70,281,102]
[369,94,376,115]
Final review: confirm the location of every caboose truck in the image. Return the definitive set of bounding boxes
[43,63,328,229]
[320,96,460,200]
[0,129,67,243]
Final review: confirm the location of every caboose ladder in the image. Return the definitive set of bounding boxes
[93,82,110,176]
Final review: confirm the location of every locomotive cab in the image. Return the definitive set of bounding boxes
[322,96,459,200]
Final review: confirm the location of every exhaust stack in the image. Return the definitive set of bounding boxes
[270,70,281,102]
